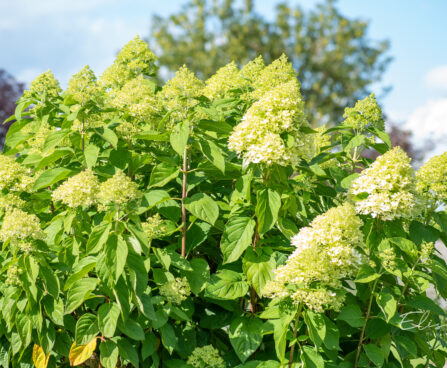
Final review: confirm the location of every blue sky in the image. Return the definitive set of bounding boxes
[1,0,446,156]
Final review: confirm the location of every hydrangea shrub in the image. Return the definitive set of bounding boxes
[1,36,447,367]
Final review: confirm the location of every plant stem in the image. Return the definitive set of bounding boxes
[250,222,260,315]
[181,147,188,258]
[288,304,303,368]
[354,278,379,368]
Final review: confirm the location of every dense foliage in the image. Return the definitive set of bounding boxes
[150,0,391,126]
[1,36,447,368]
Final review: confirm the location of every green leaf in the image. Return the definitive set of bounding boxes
[95,127,118,148]
[42,129,70,154]
[340,173,359,189]
[301,345,325,368]
[84,143,100,168]
[118,317,145,341]
[117,338,139,367]
[40,266,60,298]
[149,163,179,188]
[98,303,120,338]
[355,264,381,283]
[105,234,128,282]
[206,270,249,299]
[183,193,219,225]
[200,139,225,173]
[255,188,281,234]
[64,256,97,291]
[304,310,340,351]
[42,295,64,326]
[86,223,111,254]
[33,168,74,190]
[243,248,275,296]
[409,221,440,245]
[364,344,384,367]
[135,130,169,141]
[160,323,178,354]
[337,304,365,327]
[221,216,256,264]
[376,291,397,322]
[389,237,417,258]
[229,317,263,363]
[75,313,99,345]
[170,120,190,156]
[184,258,210,295]
[65,278,99,314]
[345,134,365,151]
[99,340,119,368]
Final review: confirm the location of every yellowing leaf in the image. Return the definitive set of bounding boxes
[32,344,49,368]
[69,338,97,366]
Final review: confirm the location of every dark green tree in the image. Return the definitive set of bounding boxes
[149,0,391,126]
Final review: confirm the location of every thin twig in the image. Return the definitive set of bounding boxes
[181,147,188,258]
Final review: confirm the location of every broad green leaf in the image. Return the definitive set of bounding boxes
[170,120,189,156]
[69,339,97,366]
[376,291,397,322]
[160,323,177,354]
[135,130,170,141]
[364,344,385,367]
[345,134,365,151]
[255,188,281,234]
[105,234,128,282]
[409,221,440,245]
[183,193,219,225]
[389,237,417,258]
[65,278,99,314]
[149,163,179,188]
[42,129,70,154]
[221,216,256,264]
[40,266,60,298]
[99,340,119,368]
[98,303,120,338]
[86,223,112,254]
[301,345,325,368]
[355,264,381,283]
[243,248,275,296]
[117,338,139,367]
[184,258,210,294]
[75,313,99,345]
[229,317,263,363]
[64,256,97,290]
[84,143,100,168]
[337,304,365,327]
[33,168,74,190]
[305,311,340,351]
[95,127,118,148]
[200,139,225,173]
[37,148,73,170]
[32,344,49,368]
[118,317,145,341]
[206,270,249,299]
[42,295,64,326]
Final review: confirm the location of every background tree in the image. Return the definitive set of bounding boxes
[150,0,391,127]
[0,69,24,148]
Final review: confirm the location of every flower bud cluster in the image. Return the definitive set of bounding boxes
[349,147,423,220]
[0,154,34,192]
[142,214,168,241]
[0,208,43,243]
[203,61,245,99]
[23,70,62,99]
[5,265,22,286]
[0,193,25,211]
[98,170,140,208]
[187,345,225,368]
[263,203,364,312]
[343,93,384,132]
[159,277,191,304]
[416,151,447,207]
[66,66,104,106]
[52,169,100,208]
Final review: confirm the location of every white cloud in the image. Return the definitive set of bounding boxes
[425,65,447,92]
[404,98,447,159]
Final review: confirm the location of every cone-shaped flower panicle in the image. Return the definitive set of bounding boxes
[343,93,385,132]
[98,170,140,207]
[263,203,364,312]
[100,36,158,88]
[66,65,104,106]
[0,208,43,242]
[0,154,34,192]
[349,146,423,220]
[23,70,62,99]
[240,55,265,84]
[203,61,245,99]
[228,79,311,166]
[0,193,25,211]
[52,169,100,208]
[416,151,447,206]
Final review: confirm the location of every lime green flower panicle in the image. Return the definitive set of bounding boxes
[66,65,104,106]
[343,93,385,132]
[23,70,62,99]
[111,75,159,124]
[228,79,310,166]
[98,170,140,208]
[142,214,168,242]
[0,208,43,243]
[0,193,25,211]
[159,277,191,304]
[263,203,364,312]
[349,146,423,220]
[240,55,265,83]
[100,36,158,89]
[0,154,34,192]
[159,65,204,127]
[203,61,245,99]
[52,169,100,208]
[187,345,225,368]
[416,151,447,206]
[250,54,297,99]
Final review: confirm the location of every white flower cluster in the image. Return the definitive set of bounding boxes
[52,169,100,208]
[0,193,25,211]
[187,345,225,368]
[343,93,384,132]
[159,277,191,304]
[349,147,423,220]
[66,65,104,106]
[263,203,364,312]
[98,170,140,209]
[142,214,168,242]
[0,208,43,243]
[203,61,245,99]
[416,151,447,207]
[228,79,311,166]
[0,154,34,192]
